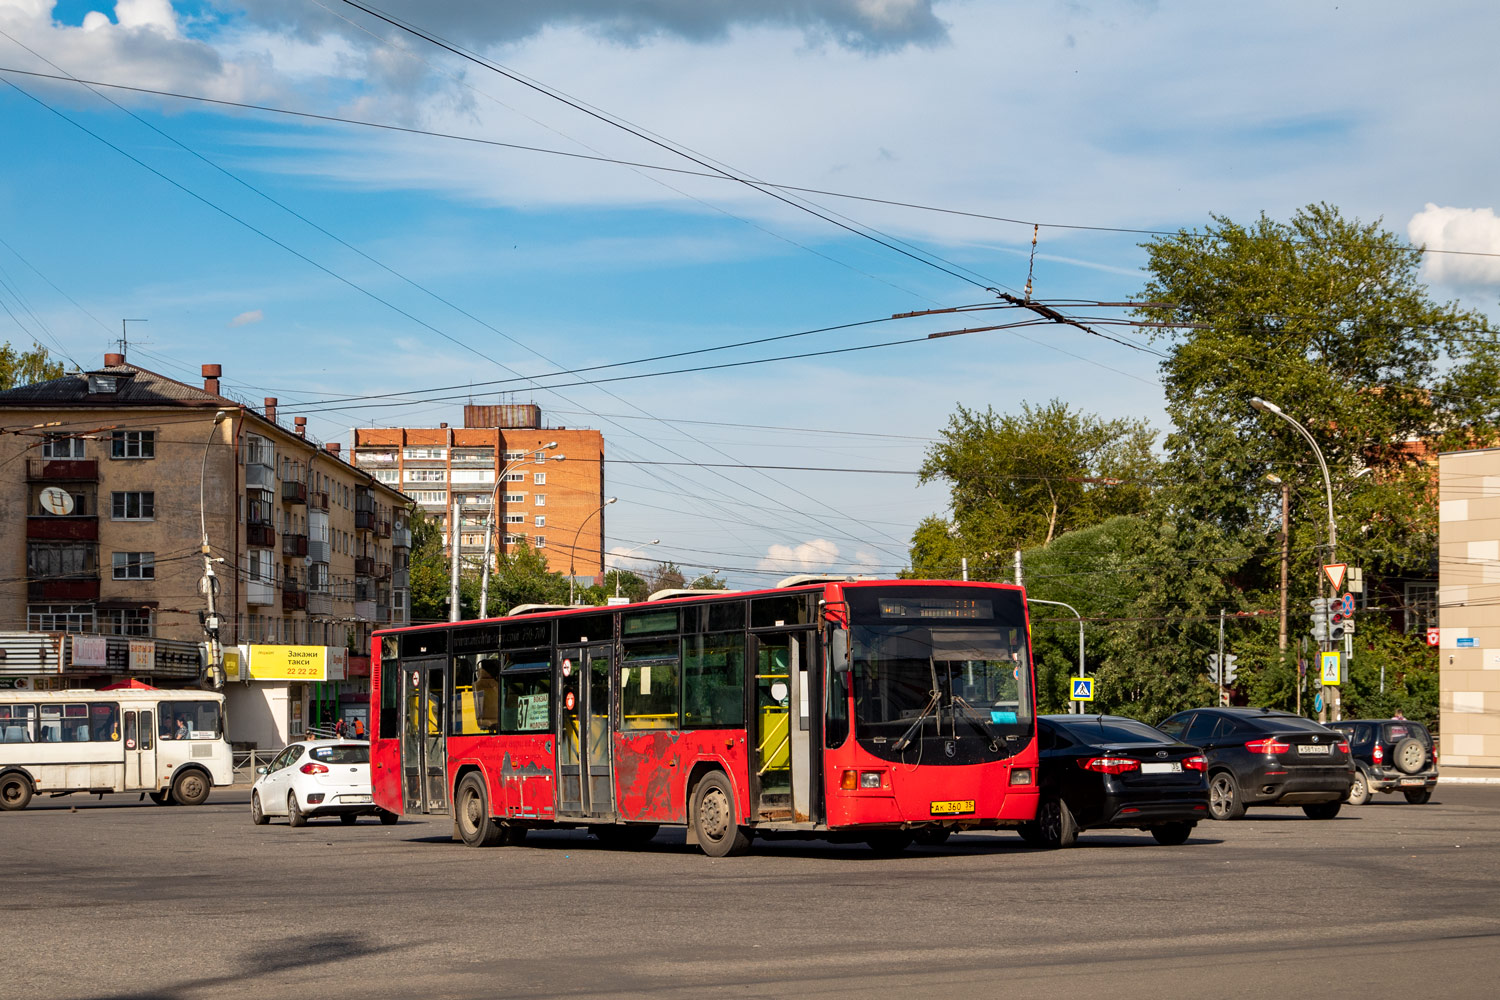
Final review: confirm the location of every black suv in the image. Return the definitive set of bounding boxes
[1324,719,1438,805]
[1156,707,1353,820]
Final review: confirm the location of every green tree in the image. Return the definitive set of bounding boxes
[489,539,570,611]
[407,508,453,624]
[915,399,1157,580]
[0,341,63,390]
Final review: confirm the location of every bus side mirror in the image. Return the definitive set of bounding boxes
[830,629,851,674]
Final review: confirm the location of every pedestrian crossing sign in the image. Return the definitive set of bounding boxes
[1071,677,1095,701]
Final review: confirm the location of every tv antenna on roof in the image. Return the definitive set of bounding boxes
[119,319,148,360]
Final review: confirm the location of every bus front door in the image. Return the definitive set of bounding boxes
[751,631,815,823]
[401,657,448,815]
[556,643,616,821]
[122,709,156,790]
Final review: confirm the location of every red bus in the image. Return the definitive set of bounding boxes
[369,578,1038,855]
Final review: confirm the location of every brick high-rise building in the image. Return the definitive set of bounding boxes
[352,404,607,580]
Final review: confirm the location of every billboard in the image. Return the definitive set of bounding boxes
[249,645,332,681]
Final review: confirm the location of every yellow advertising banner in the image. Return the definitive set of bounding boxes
[249,645,328,681]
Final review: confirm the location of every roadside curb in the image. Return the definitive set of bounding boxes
[1438,777,1500,785]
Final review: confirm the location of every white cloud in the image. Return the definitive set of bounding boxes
[758,538,841,574]
[1408,204,1500,287]
[606,542,659,570]
[229,309,264,326]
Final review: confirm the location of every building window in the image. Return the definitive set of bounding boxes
[505,513,525,524]
[110,430,155,459]
[98,608,152,636]
[1404,582,1437,634]
[404,469,447,483]
[503,493,524,503]
[111,491,155,520]
[27,604,94,632]
[28,542,96,578]
[534,515,545,527]
[503,534,523,545]
[42,434,85,459]
[112,552,155,580]
[505,472,524,483]
[402,447,447,460]
[533,472,546,485]
[373,469,398,484]
[535,536,546,548]
[534,451,546,463]
[534,494,546,506]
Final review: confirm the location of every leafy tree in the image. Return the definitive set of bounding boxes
[644,561,687,594]
[489,539,570,611]
[686,571,729,590]
[916,399,1157,580]
[0,341,63,390]
[407,508,454,624]
[602,569,649,603]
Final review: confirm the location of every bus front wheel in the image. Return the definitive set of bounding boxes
[172,770,211,807]
[456,773,504,847]
[692,772,751,858]
[0,773,32,811]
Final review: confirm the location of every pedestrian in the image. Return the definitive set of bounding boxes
[334,718,347,738]
[1391,710,1406,720]
[353,717,366,740]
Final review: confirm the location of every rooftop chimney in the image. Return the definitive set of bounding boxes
[264,397,278,423]
[325,442,341,457]
[103,353,124,367]
[201,363,222,396]
[439,422,448,429]
[294,417,306,438]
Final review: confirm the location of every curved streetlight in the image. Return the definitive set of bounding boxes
[569,497,617,605]
[1027,597,1085,714]
[477,443,561,617]
[199,410,228,686]
[613,539,660,598]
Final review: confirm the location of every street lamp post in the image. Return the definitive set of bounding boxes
[569,497,617,605]
[1028,598,1085,714]
[198,410,229,687]
[614,539,659,598]
[478,444,561,618]
[1250,397,1338,721]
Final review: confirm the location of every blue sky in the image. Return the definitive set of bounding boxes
[2,1,1498,585]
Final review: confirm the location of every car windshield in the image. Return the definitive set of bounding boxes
[1051,717,1172,745]
[852,624,1032,743]
[311,744,369,764]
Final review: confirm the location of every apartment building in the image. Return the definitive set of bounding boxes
[352,404,607,579]
[1438,446,1500,769]
[0,355,412,744]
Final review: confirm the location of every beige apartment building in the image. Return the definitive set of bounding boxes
[352,404,607,580]
[0,355,412,744]
[1438,446,1500,769]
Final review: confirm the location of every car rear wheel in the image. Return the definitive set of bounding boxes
[1150,822,1194,846]
[250,792,268,826]
[456,773,503,847]
[1302,801,1341,820]
[287,792,306,827]
[1393,738,1425,775]
[1403,788,1432,804]
[1208,772,1244,821]
[171,770,211,807]
[1036,795,1078,848]
[1347,769,1371,806]
[0,773,32,811]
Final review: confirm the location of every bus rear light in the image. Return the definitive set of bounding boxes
[860,771,884,789]
[1184,755,1207,772]
[1245,738,1291,755]
[1009,768,1033,786]
[1080,756,1140,774]
[299,763,329,775]
[841,770,858,790]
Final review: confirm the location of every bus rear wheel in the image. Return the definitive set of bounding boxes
[456,773,504,847]
[692,772,751,858]
[0,773,32,811]
[172,770,211,807]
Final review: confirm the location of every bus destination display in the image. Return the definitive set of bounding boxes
[877,598,992,619]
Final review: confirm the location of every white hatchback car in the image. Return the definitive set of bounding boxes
[249,740,395,827]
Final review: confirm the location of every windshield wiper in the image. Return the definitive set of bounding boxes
[891,690,941,751]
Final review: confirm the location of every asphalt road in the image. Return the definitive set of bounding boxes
[6,784,1499,1000]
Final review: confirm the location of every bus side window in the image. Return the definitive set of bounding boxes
[824,635,849,749]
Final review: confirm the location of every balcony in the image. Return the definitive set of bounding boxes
[247,579,276,606]
[393,526,412,549]
[29,577,100,601]
[354,600,377,622]
[308,592,334,616]
[308,540,330,563]
[354,451,397,464]
[281,480,308,505]
[309,491,329,511]
[375,517,392,538]
[355,510,374,531]
[282,585,307,612]
[245,462,274,490]
[27,516,98,541]
[26,458,98,481]
[282,533,308,558]
[354,556,375,577]
[393,568,410,591]
[247,523,276,548]
[375,562,392,581]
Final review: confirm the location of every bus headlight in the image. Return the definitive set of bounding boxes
[1009,768,1033,786]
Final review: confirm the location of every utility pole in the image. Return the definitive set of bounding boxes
[449,499,462,622]
[1217,608,1226,706]
[1276,479,1289,654]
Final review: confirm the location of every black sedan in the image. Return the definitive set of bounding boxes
[1156,707,1353,820]
[1018,714,1210,848]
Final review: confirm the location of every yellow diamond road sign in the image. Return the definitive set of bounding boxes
[1072,677,1095,701]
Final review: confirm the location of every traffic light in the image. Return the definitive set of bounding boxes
[1328,597,1347,640]
[1309,598,1329,641]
